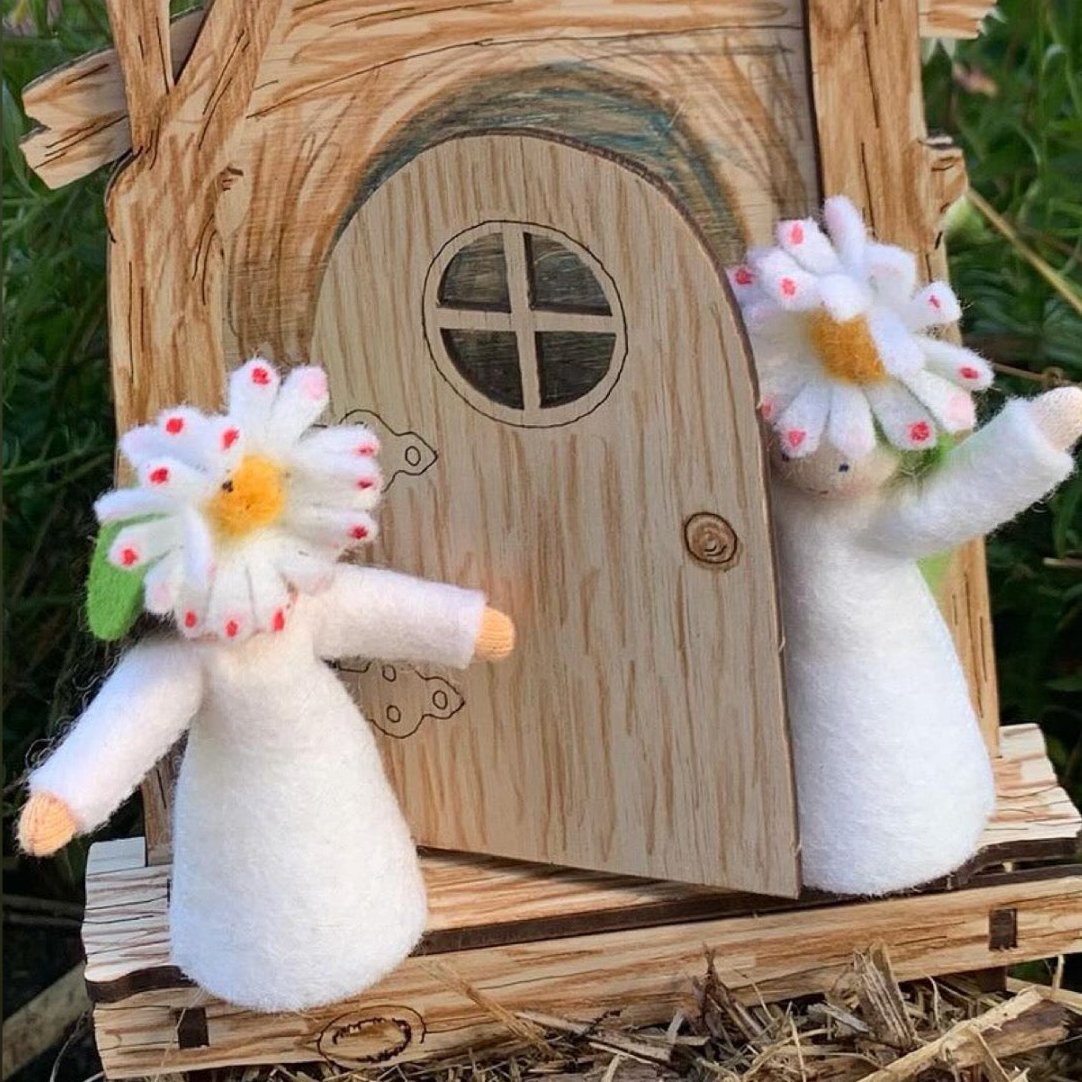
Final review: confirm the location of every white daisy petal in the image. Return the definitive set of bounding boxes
[826,384,877,459]
[900,369,976,433]
[816,273,872,321]
[904,281,961,330]
[822,196,868,269]
[776,381,831,458]
[775,218,841,275]
[266,366,330,452]
[94,488,174,524]
[866,242,918,304]
[180,506,214,584]
[206,556,256,642]
[287,505,378,550]
[865,382,938,451]
[726,262,761,305]
[919,337,994,389]
[108,518,182,571]
[749,249,822,311]
[228,357,281,437]
[119,424,168,470]
[243,549,292,635]
[269,539,337,595]
[143,551,184,616]
[867,307,924,377]
[137,456,216,501]
[295,424,380,459]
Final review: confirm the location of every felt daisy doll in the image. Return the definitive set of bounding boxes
[17,358,515,1011]
[731,197,1082,896]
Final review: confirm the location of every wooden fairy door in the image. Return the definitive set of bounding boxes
[313,133,798,896]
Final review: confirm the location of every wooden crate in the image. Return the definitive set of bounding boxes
[84,727,1080,1076]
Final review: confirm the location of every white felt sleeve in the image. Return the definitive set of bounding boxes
[865,399,1076,559]
[29,639,204,832]
[312,564,486,667]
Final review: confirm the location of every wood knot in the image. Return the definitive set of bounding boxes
[684,513,740,570]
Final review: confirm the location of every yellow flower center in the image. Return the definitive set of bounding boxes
[806,311,888,385]
[209,455,285,538]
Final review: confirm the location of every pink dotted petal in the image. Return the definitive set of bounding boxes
[786,429,806,449]
[119,547,139,567]
[165,416,184,435]
[302,369,328,399]
[222,427,240,450]
[350,524,369,540]
[780,278,798,298]
[148,466,170,485]
[734,266,753,286]
[225,619,240,639]
[909,421,932,444]
[184,610,199,629]
[251,366,271,386]
[789,223,804,245]
[272,609,286,632]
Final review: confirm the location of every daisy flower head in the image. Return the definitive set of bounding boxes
[94,358,382,642]
[728,195,993,460]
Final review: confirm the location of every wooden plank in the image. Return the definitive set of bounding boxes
[89,873,1082,1076]
[20,9,205,189]
[316,131,798,893]
[1,965,90,1080]
[80,724,1081,997]
[807,0,1000,752]
[919,0,996,39]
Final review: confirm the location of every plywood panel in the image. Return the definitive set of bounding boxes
[314,133,799,895]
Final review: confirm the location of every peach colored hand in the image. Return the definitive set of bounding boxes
[474,606,515,661]
[1029,386,1082,452]
[17,792,79,857]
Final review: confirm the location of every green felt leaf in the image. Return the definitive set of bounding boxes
[86,520,148,641]
[919,550,954,599]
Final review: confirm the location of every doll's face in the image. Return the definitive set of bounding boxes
[769,439,900,498]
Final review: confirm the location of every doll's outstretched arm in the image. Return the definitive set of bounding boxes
[311,563,514,665]
[18,638,204,856]
[865,389,1082,560]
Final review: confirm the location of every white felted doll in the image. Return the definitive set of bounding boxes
[730,197,1082,896]
[17,358,515,1011]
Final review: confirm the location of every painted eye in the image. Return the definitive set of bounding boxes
[838,463,850,473]
[221,479,235,492]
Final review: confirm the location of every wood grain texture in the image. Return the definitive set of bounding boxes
[808,0,1000,752]
[80,725,1082,993]
[17,0,991,190]
[86,863,1082,1076]
[102,0,172,152]
[315,132,798,894]
[113,1,818,864]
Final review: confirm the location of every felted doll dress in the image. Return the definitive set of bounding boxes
[771,401,1075,895]
[29,563,485,1011]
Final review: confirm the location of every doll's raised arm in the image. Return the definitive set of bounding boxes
[864,389,1081,561]
[311,563,514,666]
[18,638,204,856]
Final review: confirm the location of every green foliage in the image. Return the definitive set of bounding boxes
[925,0,1082,806]
[3,1,115,891]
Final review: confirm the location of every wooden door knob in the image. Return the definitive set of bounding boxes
[684,513,740,569]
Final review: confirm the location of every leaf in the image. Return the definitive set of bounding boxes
[85,520,146,641]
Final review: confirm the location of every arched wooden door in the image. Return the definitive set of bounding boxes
[313,133,798,896]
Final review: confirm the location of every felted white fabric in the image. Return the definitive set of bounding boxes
[867,399,1076,559]
[312,564,486,668]
[772,403,1075,895]
[29,639,203,831]
[28,570,485,1011]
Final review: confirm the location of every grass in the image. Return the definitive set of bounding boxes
[1,0,1080,899]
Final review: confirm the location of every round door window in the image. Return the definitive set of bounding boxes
[423,221,627,427]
